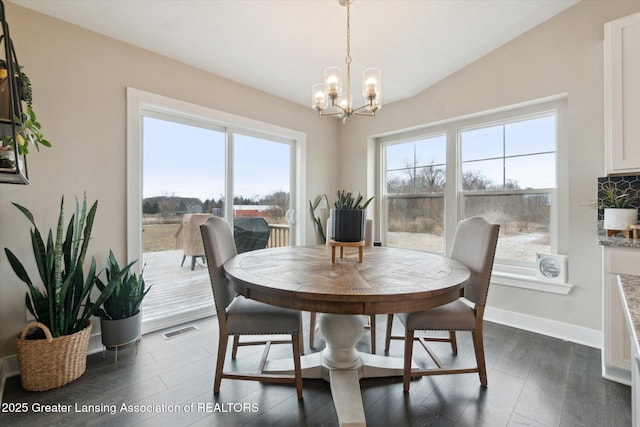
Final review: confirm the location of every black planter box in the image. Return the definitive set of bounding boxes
[330,209,366,242]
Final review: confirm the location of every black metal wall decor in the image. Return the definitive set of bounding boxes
[0,0,27,184]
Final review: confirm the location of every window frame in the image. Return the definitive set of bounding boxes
[126,87,307,266]
[376,96,568,287]
[458,110,559,268]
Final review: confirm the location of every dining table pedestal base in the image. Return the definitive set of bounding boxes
[263,313,416,427]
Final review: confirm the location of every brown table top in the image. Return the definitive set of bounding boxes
[223,245,470,315]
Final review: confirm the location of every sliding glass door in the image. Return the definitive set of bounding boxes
[131,101,300,333]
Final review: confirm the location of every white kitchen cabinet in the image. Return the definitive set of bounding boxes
[603,247,634,384]
[605,12,640,174]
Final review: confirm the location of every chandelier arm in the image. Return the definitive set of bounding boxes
[352,103,377,113]
[319,110,346,117]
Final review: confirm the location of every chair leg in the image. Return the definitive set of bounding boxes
[385,313,394,351]
[231,335,240,359]
[449,331,458,355]
[299,319,305,355]
[292,332,303,399]
[369,315,376,354]
[309,311,316,348]
[214,332,228,393]
[472,328,488,387]
[180,254,186,267]
[403,329,414,393]
[191,256,197,270]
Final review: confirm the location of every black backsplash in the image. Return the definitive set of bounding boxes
[597,175,640,224]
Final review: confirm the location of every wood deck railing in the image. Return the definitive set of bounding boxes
[267,224,290,247]
[171,216,289,249]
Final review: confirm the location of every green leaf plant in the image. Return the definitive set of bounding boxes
[2,105,52,155]
[599,183,638,209]
[0,60,51,155]
[333,189,374,210]
[4,194,128,338]
[309,194,329,243]
[94,251,151,320]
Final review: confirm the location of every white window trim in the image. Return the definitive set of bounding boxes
[376,95,572,294]
[126,87,307,266]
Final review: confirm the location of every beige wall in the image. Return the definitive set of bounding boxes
[0,3,339,357]
[339,1,640,333]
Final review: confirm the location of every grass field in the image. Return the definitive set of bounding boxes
[144,220,548,263]
[143,223,181,252]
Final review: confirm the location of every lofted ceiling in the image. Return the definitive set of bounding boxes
[11,0,579,108]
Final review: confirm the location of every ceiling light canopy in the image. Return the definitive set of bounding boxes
[312,0,381,123]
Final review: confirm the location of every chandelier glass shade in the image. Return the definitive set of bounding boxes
[312,0,381,122]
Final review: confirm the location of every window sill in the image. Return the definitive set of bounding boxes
[491,271,573,295]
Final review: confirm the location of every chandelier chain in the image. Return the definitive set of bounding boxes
[345,1,351,108]
[345,2,351,65]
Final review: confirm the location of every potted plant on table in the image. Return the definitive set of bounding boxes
[94,251,150,360]
[329,190,374,242]
[4,194,127,391]
[599,182,638,233]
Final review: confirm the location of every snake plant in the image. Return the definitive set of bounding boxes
[94,251,150,320]
[4,194,127,338]
[333,190,374,210]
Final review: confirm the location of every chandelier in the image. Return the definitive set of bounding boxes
[312,0,381,123]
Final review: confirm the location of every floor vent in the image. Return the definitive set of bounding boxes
[162,325,199,340]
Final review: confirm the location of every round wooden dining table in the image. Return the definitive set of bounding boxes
[223,244,470,427]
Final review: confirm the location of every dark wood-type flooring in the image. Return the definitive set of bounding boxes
[2,314,631,426]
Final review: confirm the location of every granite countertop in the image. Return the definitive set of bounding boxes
[598,235,640,249]
[617,274,640,359]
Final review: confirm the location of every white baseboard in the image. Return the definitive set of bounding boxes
[485,305,602,349]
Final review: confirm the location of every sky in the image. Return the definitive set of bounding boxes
[142,117,290,202]
[143,112,555,205]
[385,114,556,190]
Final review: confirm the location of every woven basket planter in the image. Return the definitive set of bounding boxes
[15,320,92,391]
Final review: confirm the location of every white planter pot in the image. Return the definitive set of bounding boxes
[604,208,638,231]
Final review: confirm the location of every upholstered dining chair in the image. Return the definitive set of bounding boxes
[309,218,377,353]
[200,216,303,399]
[384,216,499,392]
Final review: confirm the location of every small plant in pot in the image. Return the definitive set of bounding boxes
[0,60,51,157]
[329,190,374,242]
[94,251,150,359]
[4,194,126,391]
[599,182,639,233]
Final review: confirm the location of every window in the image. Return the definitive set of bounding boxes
[460,114,556,264]
[384,134,446,252]
[126,88,306,332]
[378,98,563,274]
